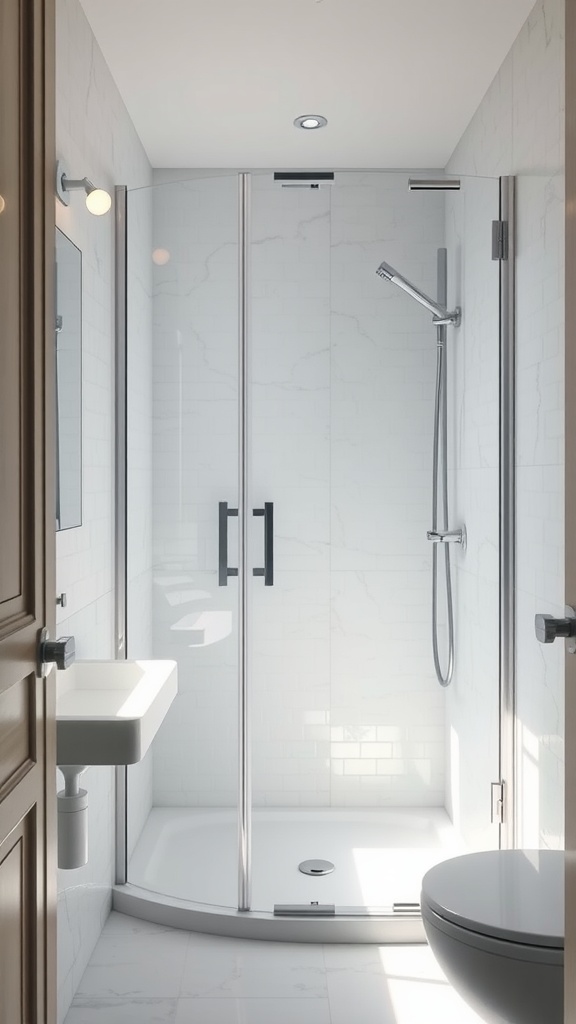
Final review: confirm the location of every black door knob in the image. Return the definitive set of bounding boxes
[42,635,76,670]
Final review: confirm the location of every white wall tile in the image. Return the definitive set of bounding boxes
[56,0,152,1018]
[447,0,565,849]
[149,173,447,809]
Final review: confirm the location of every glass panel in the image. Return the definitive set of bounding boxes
[445,174,501,851]
[249,171,501,915]
[55,228,82,531]
[249,173,332,910]
[514,167,564,851]
[125,174,240,908]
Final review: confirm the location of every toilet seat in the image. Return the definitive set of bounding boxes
[422,901,563,966]
[421,850,564,955]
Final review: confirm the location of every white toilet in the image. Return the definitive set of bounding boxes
[421,850,564,1024]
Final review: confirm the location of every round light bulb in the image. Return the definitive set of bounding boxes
[0,195,5,214]
[152,248,171,266]
[302,118,320,128]
[85,188,112,216]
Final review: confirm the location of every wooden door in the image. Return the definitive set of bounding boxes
[0,0,56,1022]
[567,3,576,1022]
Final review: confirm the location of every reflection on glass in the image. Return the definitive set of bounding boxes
[55,228,82,531]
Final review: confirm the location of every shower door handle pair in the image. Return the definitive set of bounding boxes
[218,501,274,587]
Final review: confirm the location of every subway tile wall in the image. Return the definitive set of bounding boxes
[149,172,447,809]
[55,0,152,1018]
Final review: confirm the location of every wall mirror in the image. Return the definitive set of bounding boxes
[55,227,82,531]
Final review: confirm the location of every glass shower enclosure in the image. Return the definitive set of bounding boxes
[119,169,505,938]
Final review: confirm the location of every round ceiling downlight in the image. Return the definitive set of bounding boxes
[294,114,328,130]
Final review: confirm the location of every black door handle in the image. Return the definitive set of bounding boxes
[218,501,238,586]
[253,502,274,586]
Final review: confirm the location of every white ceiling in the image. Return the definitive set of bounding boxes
[80,0,535,169]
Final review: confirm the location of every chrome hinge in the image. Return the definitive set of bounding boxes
[491,781,505,824]
[492,220,509,261]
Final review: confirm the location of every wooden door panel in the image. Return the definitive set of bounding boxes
[0,810,38,1024]
[0,0,56,1020]
[567,2,576,1019]
[0,841,25,1022]
[0,674,36,796]
[0,0,23,611]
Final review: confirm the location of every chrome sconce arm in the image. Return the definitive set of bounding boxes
[55,161,112,216]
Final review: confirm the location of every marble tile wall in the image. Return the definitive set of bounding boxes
[447,0,565,849]
[55,0,152,1018]
[149,171,446,809]
[327,174,445,807]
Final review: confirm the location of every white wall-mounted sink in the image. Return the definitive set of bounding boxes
[56,659,178,766]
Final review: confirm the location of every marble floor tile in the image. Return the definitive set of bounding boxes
[75,913,190,999]
[327,945,485,1024]
[185,933,326,969]
[65,914,486,1024]
[323,942,386,973]
[326,972,397,1024]
[179,961,327,1000]
[377,945,484,1024]
[175,998,332,1024]
[64,997,178,1023]
[180,934,327,998]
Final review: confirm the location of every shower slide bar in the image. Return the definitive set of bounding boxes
[218,500,274,586]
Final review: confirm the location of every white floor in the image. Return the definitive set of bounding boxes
[64,912,486,1024]
[129,807,465,910]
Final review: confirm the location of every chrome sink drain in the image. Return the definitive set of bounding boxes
[298,859,335,876]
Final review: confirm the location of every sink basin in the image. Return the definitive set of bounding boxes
[56,659,178,766]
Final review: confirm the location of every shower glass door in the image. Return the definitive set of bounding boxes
[248,173,333,910]
[126,173,241,907]
[125,169,504,921]
[248,171,503,914]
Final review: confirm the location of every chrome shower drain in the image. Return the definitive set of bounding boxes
[298,859,335,876]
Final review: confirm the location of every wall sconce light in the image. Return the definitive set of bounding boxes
[55,161,112,216]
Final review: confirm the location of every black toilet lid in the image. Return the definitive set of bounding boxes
[421,850,564,948]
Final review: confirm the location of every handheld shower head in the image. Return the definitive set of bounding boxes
[376,260,461,326]
[375,261,396,282]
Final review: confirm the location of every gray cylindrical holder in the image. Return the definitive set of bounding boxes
[57,788,88,869]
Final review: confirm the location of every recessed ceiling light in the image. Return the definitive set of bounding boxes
[294,114,328,130]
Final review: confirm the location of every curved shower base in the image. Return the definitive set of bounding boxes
[114,807,464,942]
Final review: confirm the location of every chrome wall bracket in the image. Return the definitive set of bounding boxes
[433,307,461,328]
[427,525,467,551]
[492,220,509,261]
[491,781,505,824]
